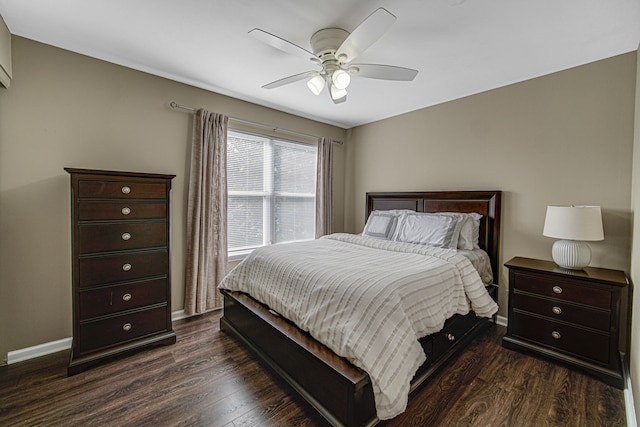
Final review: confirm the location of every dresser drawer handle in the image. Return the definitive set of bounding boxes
[121,207,131,215]
[552,306,562,315]
[122,293,132,302]
[122,263,132,272]
[121,232,132,241]
[552,286,563,294]
[551,331,561,339]
[122,323,132,332]
[121,186,131,194]
[447,333,455,341]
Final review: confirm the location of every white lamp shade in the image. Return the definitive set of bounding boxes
[543,205,604,241]
[307,75,325,95]
[332,69,351,90]
[330,84,347,101]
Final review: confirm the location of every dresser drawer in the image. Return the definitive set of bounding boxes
[78,222,167,254]
[79,250,168,287]
[511,292,610,332]
[513,271,611,309]
[78,180,167,199]
[79,306,168,354]
[79,278,168,320]
[78,201,167,221]
[510,311,610,364]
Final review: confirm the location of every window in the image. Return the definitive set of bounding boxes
[227,130,317,259]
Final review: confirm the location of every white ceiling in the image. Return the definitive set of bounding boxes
[1,0,639,129]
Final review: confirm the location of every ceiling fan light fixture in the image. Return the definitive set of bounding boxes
[307,75,326,95]
[332,69,351,90]
[330,84,347,101]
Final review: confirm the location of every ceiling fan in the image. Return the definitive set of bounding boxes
[249,8,418,104]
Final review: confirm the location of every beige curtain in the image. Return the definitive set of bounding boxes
[184,109,229,315]
[315,137,333,238]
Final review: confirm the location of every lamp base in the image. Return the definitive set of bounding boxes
[551,240,592,270]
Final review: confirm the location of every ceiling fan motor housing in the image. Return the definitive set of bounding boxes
[310,28,350,69]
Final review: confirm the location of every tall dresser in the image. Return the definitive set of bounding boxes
[65,168,176,375]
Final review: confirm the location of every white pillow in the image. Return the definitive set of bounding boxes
[362,211,397,239]
[442,212,483,250]
[467,212,482,249]
[457,215,475,250]
[392,213,462,249]
[362,209,415,240]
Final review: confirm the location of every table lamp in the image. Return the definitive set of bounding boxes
[542,205,604,270]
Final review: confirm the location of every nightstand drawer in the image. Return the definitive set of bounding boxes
[512,292,610,332]
[78,278,168,320]
[79,306,168,354]
[510,311,610,364]
[78,201,167,221]
[78,179,167,199]
[513,271,610,309]
[78,222,167,254]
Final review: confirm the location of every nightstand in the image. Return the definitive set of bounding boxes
[502,256,630,389]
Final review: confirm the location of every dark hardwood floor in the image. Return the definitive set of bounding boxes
[0,310,626,426]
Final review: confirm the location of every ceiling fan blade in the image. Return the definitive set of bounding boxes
[336,8,396,63]
[349,64,418,81]
[262,71,320,89]
[249,28,318,63]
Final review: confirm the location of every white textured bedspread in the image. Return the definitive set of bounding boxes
[218,233,498,420]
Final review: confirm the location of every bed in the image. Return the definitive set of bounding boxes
[219,190,502,427]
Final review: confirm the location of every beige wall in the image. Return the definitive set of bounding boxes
[0,37,346,363]
[631,43,640,418]
[345,52,636,316]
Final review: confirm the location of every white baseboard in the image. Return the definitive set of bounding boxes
[625,385,637,427]
[5,309,194,365]
[171,309,189,321]
[623,356,637,427]
[495,314,508,327]
[7,337,73,365]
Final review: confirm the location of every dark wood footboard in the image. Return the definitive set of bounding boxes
[220,287,496,427]
[220,289,376,427]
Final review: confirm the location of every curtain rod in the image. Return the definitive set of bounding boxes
[169,101,343,145]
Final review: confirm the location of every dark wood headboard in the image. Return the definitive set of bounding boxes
[365,190,502,283]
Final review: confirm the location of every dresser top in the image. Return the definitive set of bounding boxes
[65,167,175,180]
[505,256,628,287]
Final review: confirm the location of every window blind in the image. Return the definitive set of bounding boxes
[227,130,317,255]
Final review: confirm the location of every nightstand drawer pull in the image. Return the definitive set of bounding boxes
[447,334,455,341]
[122,323,132,332]
[122,293,132,301]
[552,306,562,315]
[122,263,132,272]
[551,331,561,339]
[121,186,131,194]
[121,207,131,215]
[121,232,132,241]
[552,286,563,294]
